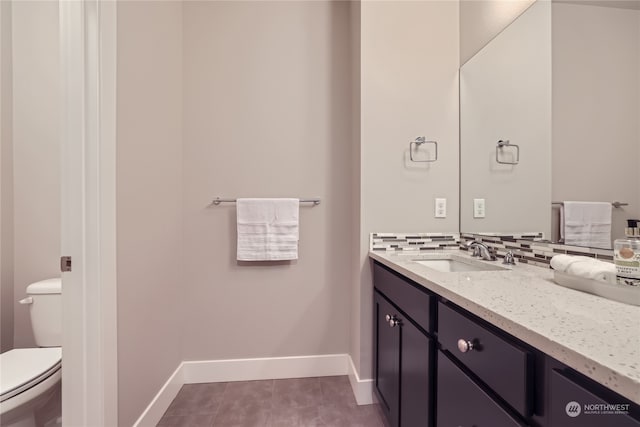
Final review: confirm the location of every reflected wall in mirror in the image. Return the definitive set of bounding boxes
[460,0,552,239]
[460,0,640,248]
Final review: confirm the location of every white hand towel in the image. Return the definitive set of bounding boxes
[550,254,617,284]
[562,201,612,249]
[550,254,590,271]
[236,198,299,261]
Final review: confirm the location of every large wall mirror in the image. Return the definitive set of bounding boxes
[460,0,640,248]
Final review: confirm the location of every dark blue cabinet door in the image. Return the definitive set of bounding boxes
[375,290,433,427]
[401,318,432,427]
[437,351,526,427]
[376,292,400,427]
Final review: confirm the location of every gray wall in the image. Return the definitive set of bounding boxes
[0,0,14,353]
[181,1,353,361]
[116,2,185,426]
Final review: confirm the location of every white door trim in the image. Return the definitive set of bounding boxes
[59,1,117,425]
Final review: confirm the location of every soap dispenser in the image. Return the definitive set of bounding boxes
[614,219,640,287]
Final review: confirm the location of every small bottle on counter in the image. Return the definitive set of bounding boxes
[614,219,640,287]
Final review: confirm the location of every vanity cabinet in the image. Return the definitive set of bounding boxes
[374,263,435,427]
[372,260,640,427]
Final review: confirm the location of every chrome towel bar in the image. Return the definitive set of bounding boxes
[208,197,321,207]
[552,201,628,208]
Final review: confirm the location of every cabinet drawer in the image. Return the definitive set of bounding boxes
[373,262,433,332]
[550,369,640,427]
[438,302,532,417]
[437,351,525,427]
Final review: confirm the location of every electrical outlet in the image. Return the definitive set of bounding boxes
[473,198,486,218]
[435,198,447,218]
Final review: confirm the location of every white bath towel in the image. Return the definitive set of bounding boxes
[550,254,617,284]
[236,198,299,261]
[561,201,612,249]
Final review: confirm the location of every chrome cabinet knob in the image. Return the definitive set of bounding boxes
[385,314,401,328]
[457,338,475,353]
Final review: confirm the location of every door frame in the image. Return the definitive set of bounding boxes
[59,0,117,425]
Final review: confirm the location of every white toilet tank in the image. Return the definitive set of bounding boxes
[23,278,62,347]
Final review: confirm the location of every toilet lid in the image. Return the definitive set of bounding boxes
[0,347,61,402]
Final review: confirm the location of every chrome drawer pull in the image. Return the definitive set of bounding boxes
[457,338,476,353]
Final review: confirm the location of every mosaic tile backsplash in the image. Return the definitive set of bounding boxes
[371,232,615,269]
[460,233,614,268]
[370,233,460,251]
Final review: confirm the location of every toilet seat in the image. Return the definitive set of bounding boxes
[0,348,61,403]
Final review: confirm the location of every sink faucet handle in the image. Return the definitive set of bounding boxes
[469,243,481,257]
[503,250,516,265]
[467,241,482,257]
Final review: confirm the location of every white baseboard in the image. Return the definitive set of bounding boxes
[133,363,184,427]
[182,353,349,383]
[347,356,376,405]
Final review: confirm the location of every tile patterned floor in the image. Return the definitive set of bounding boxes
[157,376,386,427]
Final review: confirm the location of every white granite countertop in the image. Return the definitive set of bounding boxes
[369,249,640,405]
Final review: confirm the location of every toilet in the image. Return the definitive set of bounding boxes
[0,278,62,427]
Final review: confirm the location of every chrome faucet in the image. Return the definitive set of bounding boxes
[467,241,497,261]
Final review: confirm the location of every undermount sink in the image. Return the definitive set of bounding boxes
[412,256,506,273]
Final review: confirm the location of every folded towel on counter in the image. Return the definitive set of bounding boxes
[561,201,612,249]
[550,254,616,284]
[236,198,299,261]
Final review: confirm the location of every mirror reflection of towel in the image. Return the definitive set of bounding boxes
[236,198,300,261]
[561,201,612,249]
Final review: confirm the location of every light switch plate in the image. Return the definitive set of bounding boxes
[435,198,446,218]
[473,198,486,218]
